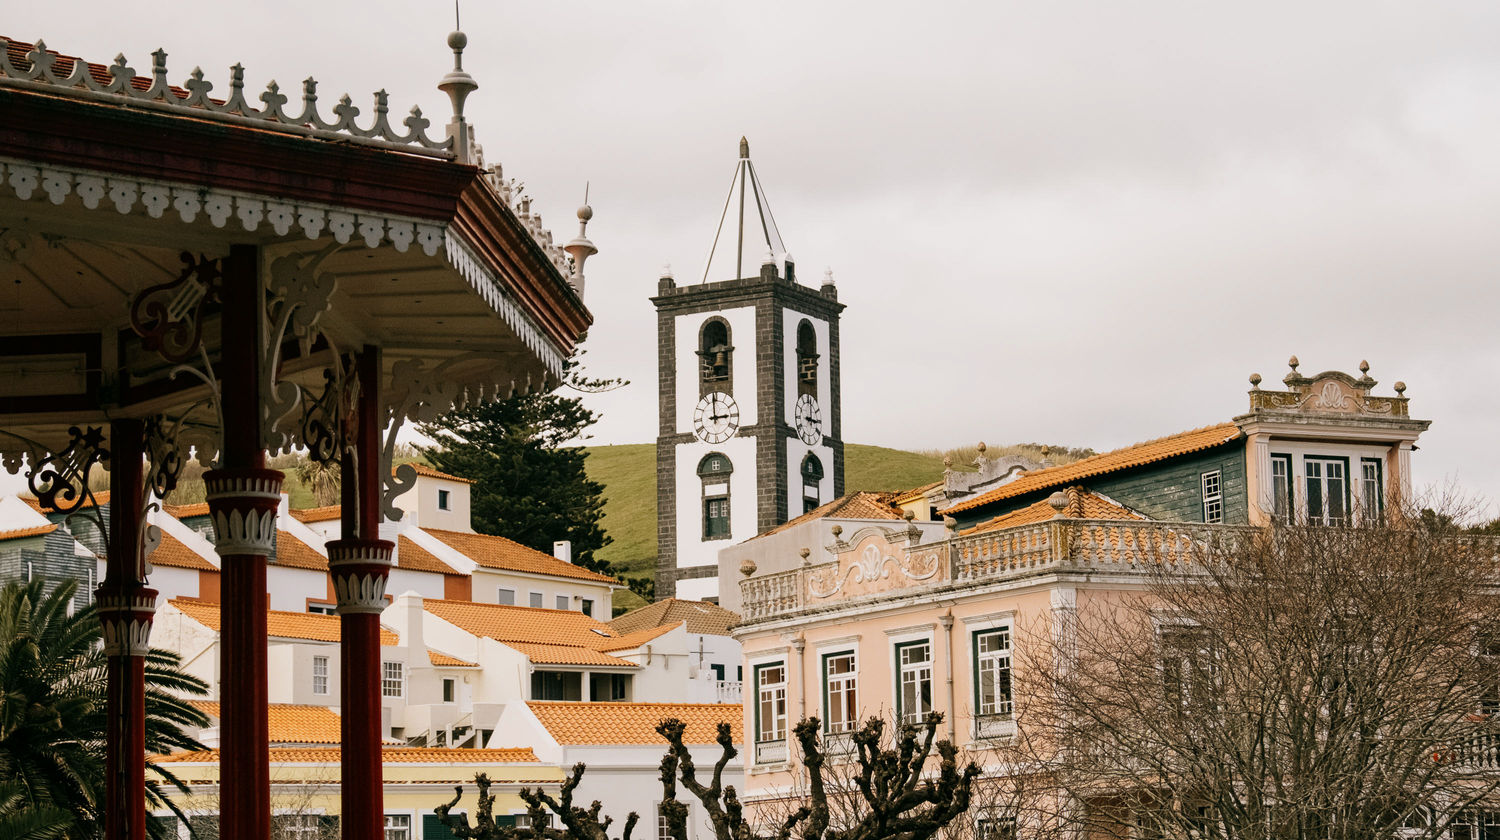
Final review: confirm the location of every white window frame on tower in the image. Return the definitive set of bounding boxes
[312,655,329,696]
[699,452,734,541]
[1201,470,1223,524]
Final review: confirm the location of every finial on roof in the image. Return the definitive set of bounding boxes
[903,509,916,522]
[563,183,598,298]
[1048,491,1069,519]
[661,263,674,279]
[739,558,757,578]
[824,267,835,285]
[799,547,811,566]
[977,441,987,455]
[762,250,776,267]
[1359,359,1370,374]
[1288,355,1299,372]
[1394,381,1407,396]
[943,454,953,469]
[438,26,479,163]
[740,136,750,159]
[1249,372,1262,389]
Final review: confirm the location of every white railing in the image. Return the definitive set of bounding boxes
[740,520,1274,622]
[714,679,742,703]
[755,739,787,765]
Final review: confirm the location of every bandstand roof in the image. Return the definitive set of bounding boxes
[0,33,594,459]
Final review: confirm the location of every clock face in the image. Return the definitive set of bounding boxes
[694,392,740,443]
[794,394,823,445]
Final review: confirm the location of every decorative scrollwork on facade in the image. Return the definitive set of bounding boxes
[129,252,223,364]
[808,542,942,600]
[28,425,108,514]
[299,353,359,466]
[144,414,186,500]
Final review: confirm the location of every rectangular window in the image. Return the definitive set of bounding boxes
[1452,811,1500,840]
[977,814,1018,840]
[1305,457,1348,526]
[755,663,787,743]
[307,602,336,615]
[823,651,858,733]
[515,813,552,829]
[658,806,674,840]
[497,588,515,606]
[974,628,1013,718]
[804,495,819,514]
[581,599,594,618]
[896,641,933,724]
[1200,470,1223,524]
[270,815,321,839]
[442,678,456,703]
[437,489,451,511]
[381,661,404,698]
[556,594,569,610]
[711,663,726,681]
[529,592,544,609]
[384,814,411,840]
[312,655,329,696]
[1160,624,1215,709]
[531,671,583,701]
[704,496,731,539]
[1360,458,1384,523]
[1271,454,1292,523]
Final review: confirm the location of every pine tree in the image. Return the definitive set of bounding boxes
[417,362,621,577]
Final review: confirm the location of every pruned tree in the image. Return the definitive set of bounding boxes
[434,713,978,840]
[1009,514,1500,840]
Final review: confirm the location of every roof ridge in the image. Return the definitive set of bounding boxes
[425,597,615,619]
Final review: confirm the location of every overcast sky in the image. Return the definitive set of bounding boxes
[9,2,1500,512]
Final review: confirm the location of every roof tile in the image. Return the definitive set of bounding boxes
[153,746,538,764]
[528,702,741,745]
[0,523,59,541]
[423,599,638,666]
[752,491,904,541]
[940,423,1242,516]
[396,536,463,576]
[191,702,343,744]
[289,505,341,524]
[169,598,398,645]
[610,600,741,637]
[964,487,1147,534]
[422,528,617,584]
[275,531,328,571]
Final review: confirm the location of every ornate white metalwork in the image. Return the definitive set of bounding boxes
[0,159,446,256]
[0,38,452,155]
[444,234,568,378]
[261,244,344,453]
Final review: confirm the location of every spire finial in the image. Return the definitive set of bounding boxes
[563,182,598,298]
[740,136,750,159]
[439,21,479,162]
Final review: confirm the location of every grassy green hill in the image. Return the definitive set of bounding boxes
[581,443,948,606]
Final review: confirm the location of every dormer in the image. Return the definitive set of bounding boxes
[390,465,475,532]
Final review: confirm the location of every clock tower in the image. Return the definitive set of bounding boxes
[652,139,845,602]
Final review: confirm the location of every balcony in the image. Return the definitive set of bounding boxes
[713,679,743,703]
[755,738,788,765]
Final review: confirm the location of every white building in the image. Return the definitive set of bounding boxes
[610,598,744,703]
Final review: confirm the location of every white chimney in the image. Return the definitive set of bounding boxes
[552,541,572,564]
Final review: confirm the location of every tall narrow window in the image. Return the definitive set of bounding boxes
[1360,458,1384,523]
[755,663,787,744]
[1160,624,1215,710]
[382,661,404,698]
[581,598,594,618]
[437,489,451,511]
[823,652,857,733]
[312,655,329,696]
[1305,457,1348,526]
[699,319,732,392]
[700,453,733,540]
[796,320,819,397]
[443,678,456,703]
[896,641,933,724]
[974,628,1013,718]
[1271,454,1292,523]
[802,454,825,514]
[1200,470,1223,524]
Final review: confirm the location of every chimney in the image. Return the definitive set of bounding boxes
[394,591,424,657]
[553,541,572,564]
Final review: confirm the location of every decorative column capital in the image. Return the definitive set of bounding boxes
[327,538,395,615]
[96,586,158,657]
[204,468,284,556]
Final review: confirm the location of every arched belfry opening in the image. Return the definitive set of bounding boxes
[797,320,818,397]
[699,318,732,394]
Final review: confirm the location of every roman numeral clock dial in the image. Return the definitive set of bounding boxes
[694,392,740,444]
[795,394,823,445]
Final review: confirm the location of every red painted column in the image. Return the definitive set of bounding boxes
[207,244,279,840]
[97,418,157,840]
[329,346,393,840]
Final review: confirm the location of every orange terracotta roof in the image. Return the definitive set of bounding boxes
[0,523,58,541]
[422,528,618,584]
[154,747,538,764]
[168,598,398,645]
[964,487,1147,535]
[396,536,463,576]
[275,531,328,571]
[289,505,342,524]
[610,599,741,637]
[528,702,742,745]
[148,532,218,571]
[940,423,1243,516]
[422,599,638,666]
[21,490,110,512]
[162,502,210,518]
[191,702,343,745]
[505,642,637,667]
[752,491,905,541]
[397,464,475,484]
[428,650,478,667]
[596,622,682,652]
[892,482,942,505]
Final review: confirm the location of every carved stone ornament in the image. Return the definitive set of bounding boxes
[204,468,284,556]
[96,588,158,657]
[1248,370,1408,418]
[808,542,940,600]
[326,539,395,614]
